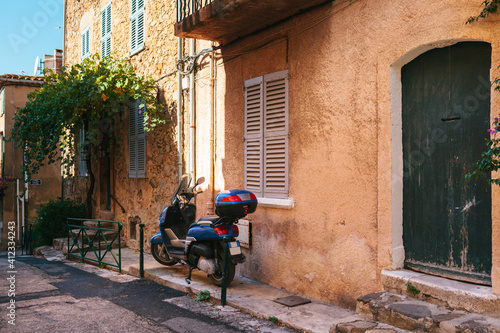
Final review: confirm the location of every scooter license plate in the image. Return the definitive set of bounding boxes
[229,241,241,256]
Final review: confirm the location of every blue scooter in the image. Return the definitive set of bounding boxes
[150,174,257,286]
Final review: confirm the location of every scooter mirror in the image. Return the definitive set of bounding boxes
[196,177,205,186]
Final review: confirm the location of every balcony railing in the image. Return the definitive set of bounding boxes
[177,0,214,22]
[175,0,329,44]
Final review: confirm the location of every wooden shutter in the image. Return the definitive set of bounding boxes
[244,70,289,199]
[136,102,146,178]
[130,0,145,54]
[101,3,112,58]
[128,101,137,176]
[244,77,263,196]
[82,28,89,59]
[263,70,288,198]
[128,100,146,178]
[82,31,86,58]
[79,128,88,177]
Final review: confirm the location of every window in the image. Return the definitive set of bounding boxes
[101,2,112,58]
[79,128,88,177]
[244,70,289,199]
[130,0,145,55]
[81,26,90,59]
[128,100,146,178]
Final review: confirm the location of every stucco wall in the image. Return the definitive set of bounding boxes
[0,84,61,246]
[64,0,500,309]
[63,0,180,249]
[189,0,500,308]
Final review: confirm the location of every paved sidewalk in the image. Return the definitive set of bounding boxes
[33,246,406,333]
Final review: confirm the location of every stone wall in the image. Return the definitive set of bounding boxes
[63,0,183,249]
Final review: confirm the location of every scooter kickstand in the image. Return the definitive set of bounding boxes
[185,266,194,284]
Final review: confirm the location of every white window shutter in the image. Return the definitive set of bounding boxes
[106,4,112,34]
[101,8,106,38]
[131,17,137,51]
[136,10,145,48]
[263,71,288,198]
[130,0,144,54]
[244,77,263,196]
[82,32,85,58]
[101,3,112,58]
[85,30,90,56]
[82,29,89,59]
[131,0,137,15]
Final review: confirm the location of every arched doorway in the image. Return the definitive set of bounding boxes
[402,41,492,284]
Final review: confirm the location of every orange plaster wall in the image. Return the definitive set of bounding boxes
[191,0,500,307]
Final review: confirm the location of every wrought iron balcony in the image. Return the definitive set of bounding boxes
[177,0,214,22]
[175,0,330,45]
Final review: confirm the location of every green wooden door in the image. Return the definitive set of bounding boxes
[402,42,492,284]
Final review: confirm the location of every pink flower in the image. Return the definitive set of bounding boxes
[488,129,496,135]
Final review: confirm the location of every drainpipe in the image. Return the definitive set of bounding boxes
[61,0,67,197]
[188,38,196,180]
[206,42,216,215]
[177,37,183,182]
[16,179,19,240]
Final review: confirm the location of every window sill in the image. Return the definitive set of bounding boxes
[257,197,294,209]
[129,45,145,57]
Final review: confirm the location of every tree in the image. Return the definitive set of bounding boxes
[10,54,164,217]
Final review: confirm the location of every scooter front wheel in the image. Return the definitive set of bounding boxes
[209,254,235,286]
[151,243,177,266]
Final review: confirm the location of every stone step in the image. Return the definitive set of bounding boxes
[356,291,500,332]
[333,316,411,332]
[381,269,500,316]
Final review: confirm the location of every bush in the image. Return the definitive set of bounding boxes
[33,198,86,246]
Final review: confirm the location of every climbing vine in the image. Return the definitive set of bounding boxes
[465,1,500,185]
[10,54,164,216]
[467,0,500,23]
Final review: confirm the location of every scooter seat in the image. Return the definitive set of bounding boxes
[198,215,219,223]
[188,215,220,229]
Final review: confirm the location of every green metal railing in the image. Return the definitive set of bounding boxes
[21,221,36,255]
[66,218,122,273]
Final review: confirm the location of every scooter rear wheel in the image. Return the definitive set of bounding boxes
[151,243,177,266]
[209,254,235,286]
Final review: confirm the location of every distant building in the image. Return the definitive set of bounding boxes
[43,49,64,74]
[0,73,62,247]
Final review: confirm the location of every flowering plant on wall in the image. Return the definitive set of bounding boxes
[0,175,13,191]
[466,115,500,186]
[466,4,500,185]
[466,75,500,185]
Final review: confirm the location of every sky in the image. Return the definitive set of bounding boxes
[0,0,64,76]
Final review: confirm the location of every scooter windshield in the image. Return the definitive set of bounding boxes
[171,174,192,204]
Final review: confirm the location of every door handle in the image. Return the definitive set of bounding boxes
[441,116,461,122]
